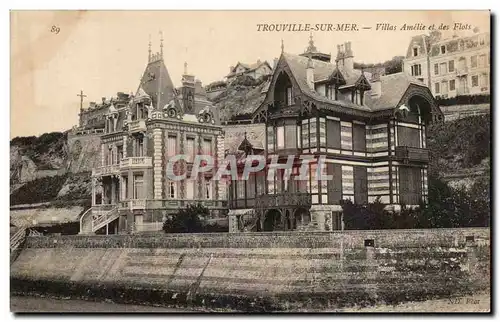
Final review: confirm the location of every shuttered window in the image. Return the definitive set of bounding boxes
[397,126,420,148]
[399,167,422,205]
[326,119,341,149]
[353,166,368,205]
[327,163,342,204]
[352,123,366,152]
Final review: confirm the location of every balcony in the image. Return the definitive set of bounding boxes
[92,164,120,177]
[394,146,429,163]
[120,157,152,170]
[255,192,312,210]
[119,199,228,211]
[128,119,147,133]
[455,67,468,77]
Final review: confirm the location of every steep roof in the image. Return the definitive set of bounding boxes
[405,34,430,58]
[278,52,431,113]
[138,58,177,110]
[365,72,430,111]
[227,61,272,77]
[223,123,266,153]
[282,53,372,112]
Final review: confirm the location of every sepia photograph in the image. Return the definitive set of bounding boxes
[9,9,491,313]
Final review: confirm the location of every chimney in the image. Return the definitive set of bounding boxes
[257,59,261,65]
[306,57,315,90]
[229,65,234,73]
[335,44,344,68]
[370,73,382,99]
[101,97,106,104]
[343,41,354,72]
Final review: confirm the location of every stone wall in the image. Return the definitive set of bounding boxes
[11,228,490,311]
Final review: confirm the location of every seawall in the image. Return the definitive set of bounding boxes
[11,229,490,311]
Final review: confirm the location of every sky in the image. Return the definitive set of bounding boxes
[10,10,490,138]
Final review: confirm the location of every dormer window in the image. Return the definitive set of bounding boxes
[413,47,419,57]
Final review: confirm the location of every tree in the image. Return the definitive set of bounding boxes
[162,203,209,233]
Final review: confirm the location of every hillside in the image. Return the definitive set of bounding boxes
[212,75,270,122]
[427,114,490,178]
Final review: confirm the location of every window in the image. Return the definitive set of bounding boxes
[326,119,341,149]
[296,125,301,149]
[309,118,317,147]
[480,73,489,89]
[267,126,275,152]
[352,123,366,152]
[458,57,466,70]
[441,81,448,94]
[399,167,422,205]
[353,166,368,205]
[413,47,418,57]
[204,179,212,199]
[327,85,334,100]
[411,64,421,76]
[440,62,447,75]
[186,180,195,199]
[133,174,144,199]
[136,137,144,157]
[237,180,245,198]
[449,79,456,91]
[319,118,326,147]
[286,87,293,106]
[448,60,455,72]
[434,63,439,75]
[168,181,176,199]
[185,137,195,162]
[479,54,486,68]
[398,126,421,148]
[202,138,212,155]
[440,45,446,54]
[284,124,297,149]
[117,145,123,162]
[434,82,440,94]
[471,55,478,68]
[276,126,285,149]
[472,75,479,87]
[167,135,177,157]
[327,164,342,204]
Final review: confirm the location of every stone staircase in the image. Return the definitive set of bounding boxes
[79,205,119,235]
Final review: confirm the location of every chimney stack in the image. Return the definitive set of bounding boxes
[306,57,315,90]
[343,41,354,72]
[370,73,382,99]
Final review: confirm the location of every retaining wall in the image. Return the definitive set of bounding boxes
[11,228,490,311]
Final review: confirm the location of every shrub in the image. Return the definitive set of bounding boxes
[162,203,209,233]
[10,174,68,205]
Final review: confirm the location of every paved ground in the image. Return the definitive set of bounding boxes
[11,292,491,313]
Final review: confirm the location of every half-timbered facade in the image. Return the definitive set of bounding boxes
[227,40,443,233]
[80,40,226,235]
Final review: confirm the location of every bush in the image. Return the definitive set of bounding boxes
[162,203,209,233]
[437,94,490,106]
[341,175,490,229]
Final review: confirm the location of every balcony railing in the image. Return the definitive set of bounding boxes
[120,157,152,169]
[119,199,227,210]
[128,119,147,133]
[254,192,312,209]
[394,146,429,163]
[455,67,468,77]
[92,164,120,176]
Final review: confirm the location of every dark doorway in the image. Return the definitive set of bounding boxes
[263,209,281,231]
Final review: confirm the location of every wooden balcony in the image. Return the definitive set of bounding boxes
[394,146,429,163]
[120,157,152,170]
[254,192,312,210]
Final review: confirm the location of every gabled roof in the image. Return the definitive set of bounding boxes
[364,72,430,111]
[273,53,432,114]
[224,124,266,153]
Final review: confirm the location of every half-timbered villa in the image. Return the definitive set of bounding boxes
[226,39,443,233]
